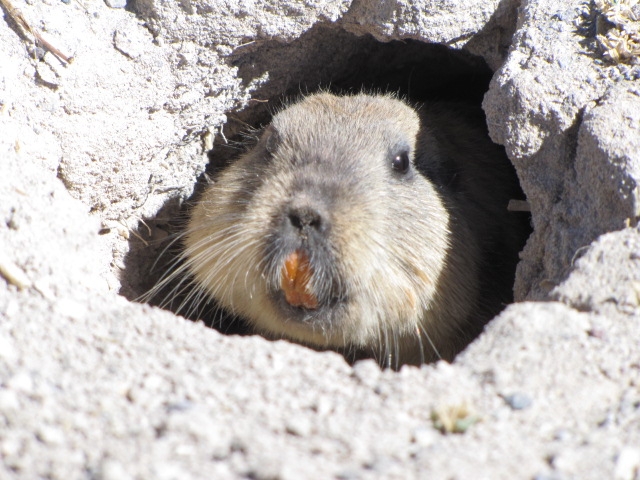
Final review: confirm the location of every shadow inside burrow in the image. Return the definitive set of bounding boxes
[121,23,532,365]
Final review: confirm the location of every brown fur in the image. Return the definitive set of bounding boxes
[181,93,528,368]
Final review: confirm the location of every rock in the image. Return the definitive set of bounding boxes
[104,0,127,8]
[1,0,639,478]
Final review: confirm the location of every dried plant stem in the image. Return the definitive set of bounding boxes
[0,0,73,64]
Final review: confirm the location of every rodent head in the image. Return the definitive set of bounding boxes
[184,93,454,357]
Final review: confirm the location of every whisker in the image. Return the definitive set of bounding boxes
[417,322,442,361]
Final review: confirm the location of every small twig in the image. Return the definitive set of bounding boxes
[72,0,88,15]
[0,0,73,64]
[0,253,32,290]
[234,40,255,49]
[507,199,531,212]
[34,30,73,64]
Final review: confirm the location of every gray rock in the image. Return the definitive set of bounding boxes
[483,0,640,301]
[104,0,127,8]
[502,392,533,411]
[1,0,639,478]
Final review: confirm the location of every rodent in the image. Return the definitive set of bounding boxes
[175,92,529,368]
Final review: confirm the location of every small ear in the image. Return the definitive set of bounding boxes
[263,125,280,155]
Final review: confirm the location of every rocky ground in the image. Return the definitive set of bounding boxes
[1,0,640,478]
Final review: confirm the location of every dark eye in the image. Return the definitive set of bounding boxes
[391,151,410,174]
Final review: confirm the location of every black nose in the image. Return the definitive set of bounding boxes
[288,205,323,232]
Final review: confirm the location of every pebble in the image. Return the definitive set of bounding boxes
[411,425,437,447]
[36,425,65,445]
[104,0,127,8]
[503,392,533,410]
[0,254,32,290]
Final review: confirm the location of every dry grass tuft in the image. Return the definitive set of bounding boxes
[594,0,640,64]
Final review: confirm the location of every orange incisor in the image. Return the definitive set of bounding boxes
[281,250,319,309]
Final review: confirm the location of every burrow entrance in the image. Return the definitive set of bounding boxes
[121,24,532,364]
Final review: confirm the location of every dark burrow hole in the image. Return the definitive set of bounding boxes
[121,24,532,368]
